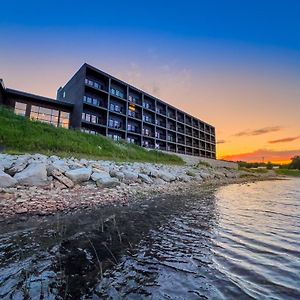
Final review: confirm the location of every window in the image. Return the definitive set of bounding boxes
[14,102,27,116]
[63,91,66,98]
[59,111,70,128]
[30,105,64,127]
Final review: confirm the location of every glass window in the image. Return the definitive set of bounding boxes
[14,102,27,116]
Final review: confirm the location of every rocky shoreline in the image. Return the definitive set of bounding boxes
[0,153,277,221]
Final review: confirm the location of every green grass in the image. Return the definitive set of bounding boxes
[275,169,300,177]
[0,106,183,164]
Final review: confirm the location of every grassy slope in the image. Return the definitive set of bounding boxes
[275,169,300,177]
[0,107,183,164]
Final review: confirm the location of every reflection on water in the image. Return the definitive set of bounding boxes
[0,178,300,299]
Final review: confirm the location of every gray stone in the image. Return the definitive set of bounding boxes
[65,167,92,183]
[96,177,120,188]
[158,171,176,182]
[91,170,111,182]
[123,170,139,182]
[142,166,159,178]
[138,173,153,184]
[14,163,47,186]
[6,158,28,176]
[49,160,70,174]
[0,170,18,188]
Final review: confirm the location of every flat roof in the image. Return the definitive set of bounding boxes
[6,88,74,108]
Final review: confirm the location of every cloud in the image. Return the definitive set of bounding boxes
[216,139,227,144]
[268,136,300,144]
[221,149,300,163]
[235,126,282,137]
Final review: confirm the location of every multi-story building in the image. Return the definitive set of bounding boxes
[1,63,216,159]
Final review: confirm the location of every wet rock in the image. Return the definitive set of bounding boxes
[14,163,47,186]
[65,168,92,183]
[0,170,18,188]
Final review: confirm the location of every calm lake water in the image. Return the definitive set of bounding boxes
[1,178,300,299]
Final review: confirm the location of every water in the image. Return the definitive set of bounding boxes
[0,178,300,299]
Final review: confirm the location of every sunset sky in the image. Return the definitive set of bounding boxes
[1,1,300,163]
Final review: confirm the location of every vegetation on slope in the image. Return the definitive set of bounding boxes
[0,107,183,164]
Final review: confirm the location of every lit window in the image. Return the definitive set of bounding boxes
[14,102,27,116]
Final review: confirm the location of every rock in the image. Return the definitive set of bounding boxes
[47,160,70,174]
[15,207,28,214]
[123,170,139,182]
[14,163,47,186]
[0,170,18,188]
[6,157,29,176]
[142,166,159,178]
[51,169,74,188]
[65,167,92,183]
[158,171,176,182]
[96,177,120,188]
[177,174,190,182]
[138,173,153,184]
[110,169,125,181]
[186,170,196,177]
[91,171,111,182]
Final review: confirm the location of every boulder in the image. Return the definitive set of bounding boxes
[0,170,18,188]
[6,158,28,176]
[14,163,47,186]
[142,166,159,178]
[91,171,111,182]
[158,171,176,182]
[51,169,74,188]
[65,167,92,183]
[138,173,153,184]
[96,177,120,188]
[122,170,139,182]
[48,160,70,174]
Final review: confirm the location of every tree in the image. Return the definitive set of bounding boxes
[289,156,300,170]
[266,161,273,170]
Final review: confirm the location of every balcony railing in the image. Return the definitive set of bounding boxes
[85,78,106,92]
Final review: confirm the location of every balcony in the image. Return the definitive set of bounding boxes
[128,95,141,105]
[167,113,176,119]
[143,115,154,124]
[156,107,166,115]
[83,96,105,109]
[143,102,154,111]
[108,119,123,130]
[110,87,125,99]
[127,123,140,133]
[109,103,124,115]
[155,132,166,140]
[128,110,141,119]
[85,78,107,92]
[82,112,106,127]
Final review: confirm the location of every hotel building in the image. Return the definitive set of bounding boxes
[0,63,216,159]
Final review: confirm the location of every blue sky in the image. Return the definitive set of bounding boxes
[1,0,300,162]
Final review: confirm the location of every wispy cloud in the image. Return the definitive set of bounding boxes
[268,136,300,144]
[217,139,227,144]
[235,126,282,137]
[221,149,300,163]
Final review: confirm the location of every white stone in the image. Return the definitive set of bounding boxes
[14,163,47,186]
[0,170,18,188]
[65,167,92,183]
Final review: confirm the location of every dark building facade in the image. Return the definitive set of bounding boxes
[1,63,216,159]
